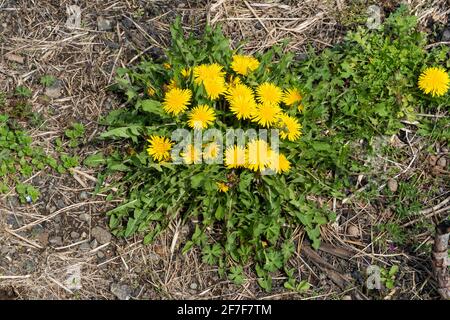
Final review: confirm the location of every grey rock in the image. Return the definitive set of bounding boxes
[97,16,113,31]
[70,231,80,239]
[91,226,111,244]
[190,283,198,290]
[111,283,132,300]
[79,213,91,222]
[90,239,98,249]
[79,242,91,252]
[104,40,120,49]
[387,179,398,193]
[22,259,35,273]
[437,157,447,168]
[56,199,66,209]
[79,191,89,200]
[442,29,450,42]
[347,225,359,237]
[49,236,63,246]
[97,251,105,259]
[31,224,45,236]
[45,80,63,98]
[6,214,21,229]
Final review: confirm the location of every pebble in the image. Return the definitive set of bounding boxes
[49,236,63,246]
[6,214,21,229]
[45,80,63,98]
[97,16,113,31]
[442,29,450,42]
[97,251,105,259]
[90,239,98,249]
[342,295,352,300]
[70,231,80,239]
[347,225,360,237]
[437,157,447,168]
[79,191,89,200]
[91,226,112,244]
[79,242,91,252]
[79,213,91,222]
[387,179,398,193]
[110,283,132,300]
[56,199,66,209]
[190,283,198,290]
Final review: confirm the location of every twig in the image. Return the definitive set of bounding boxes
[432,221,449,299]
[402,204,450,228]
[4,228,43,249]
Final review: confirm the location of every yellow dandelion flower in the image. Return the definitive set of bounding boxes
[256,82,283,105]
[203,142,221,161]
[166,79,178,91]
[193,63,227,100]
[147,135,173,162]
[162,87,192,115]
[226,83,257,120]
[268,151,291,174]
[228,75,242,87]
[246,139,271,172]
[297,104,304,113]
[282,88,302,106]
[193,63,225,83]
[181,144,202,165]
[216,182,229,193]
[277,113,302,141]
[224,145,246,169]
[251,103,281,127]
[418,67,449,97]
[163,62,171,70]
[147,87,156,97]
[187,105,216,130]
[231,54,260,76]
[181,67,191,78]
[203,78,227,100]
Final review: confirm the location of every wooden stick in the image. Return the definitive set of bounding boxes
[432,221,449,299]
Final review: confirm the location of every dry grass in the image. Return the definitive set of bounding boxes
[0,0,449,300]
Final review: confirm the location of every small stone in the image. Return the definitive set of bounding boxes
[5,53,24,64]
[79,242,90,252]
[111,283,132,300]
[49,236,63,246]
[90,239,98,249]
[437,157,447,168]
[347,225,359,237]
[442,29,450,42]
[36,232,49,246]
[79,191,89,200]
[342,295,352,300]
[104,40,120,49]
[70,231,80,239]
[97,251,105,259]
[22,260,35,273]
[97,16,113,31]
[190,283,198,290]
[81,232,87,238]
[6,214,21,229]
[79,213,91,222]
[387,179,398,193]
[429,155,438,166]
[91,226,112,244]
[56,199,66,209]
[45,80,63,98]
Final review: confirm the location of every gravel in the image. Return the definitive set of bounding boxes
[91,226,112,244]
